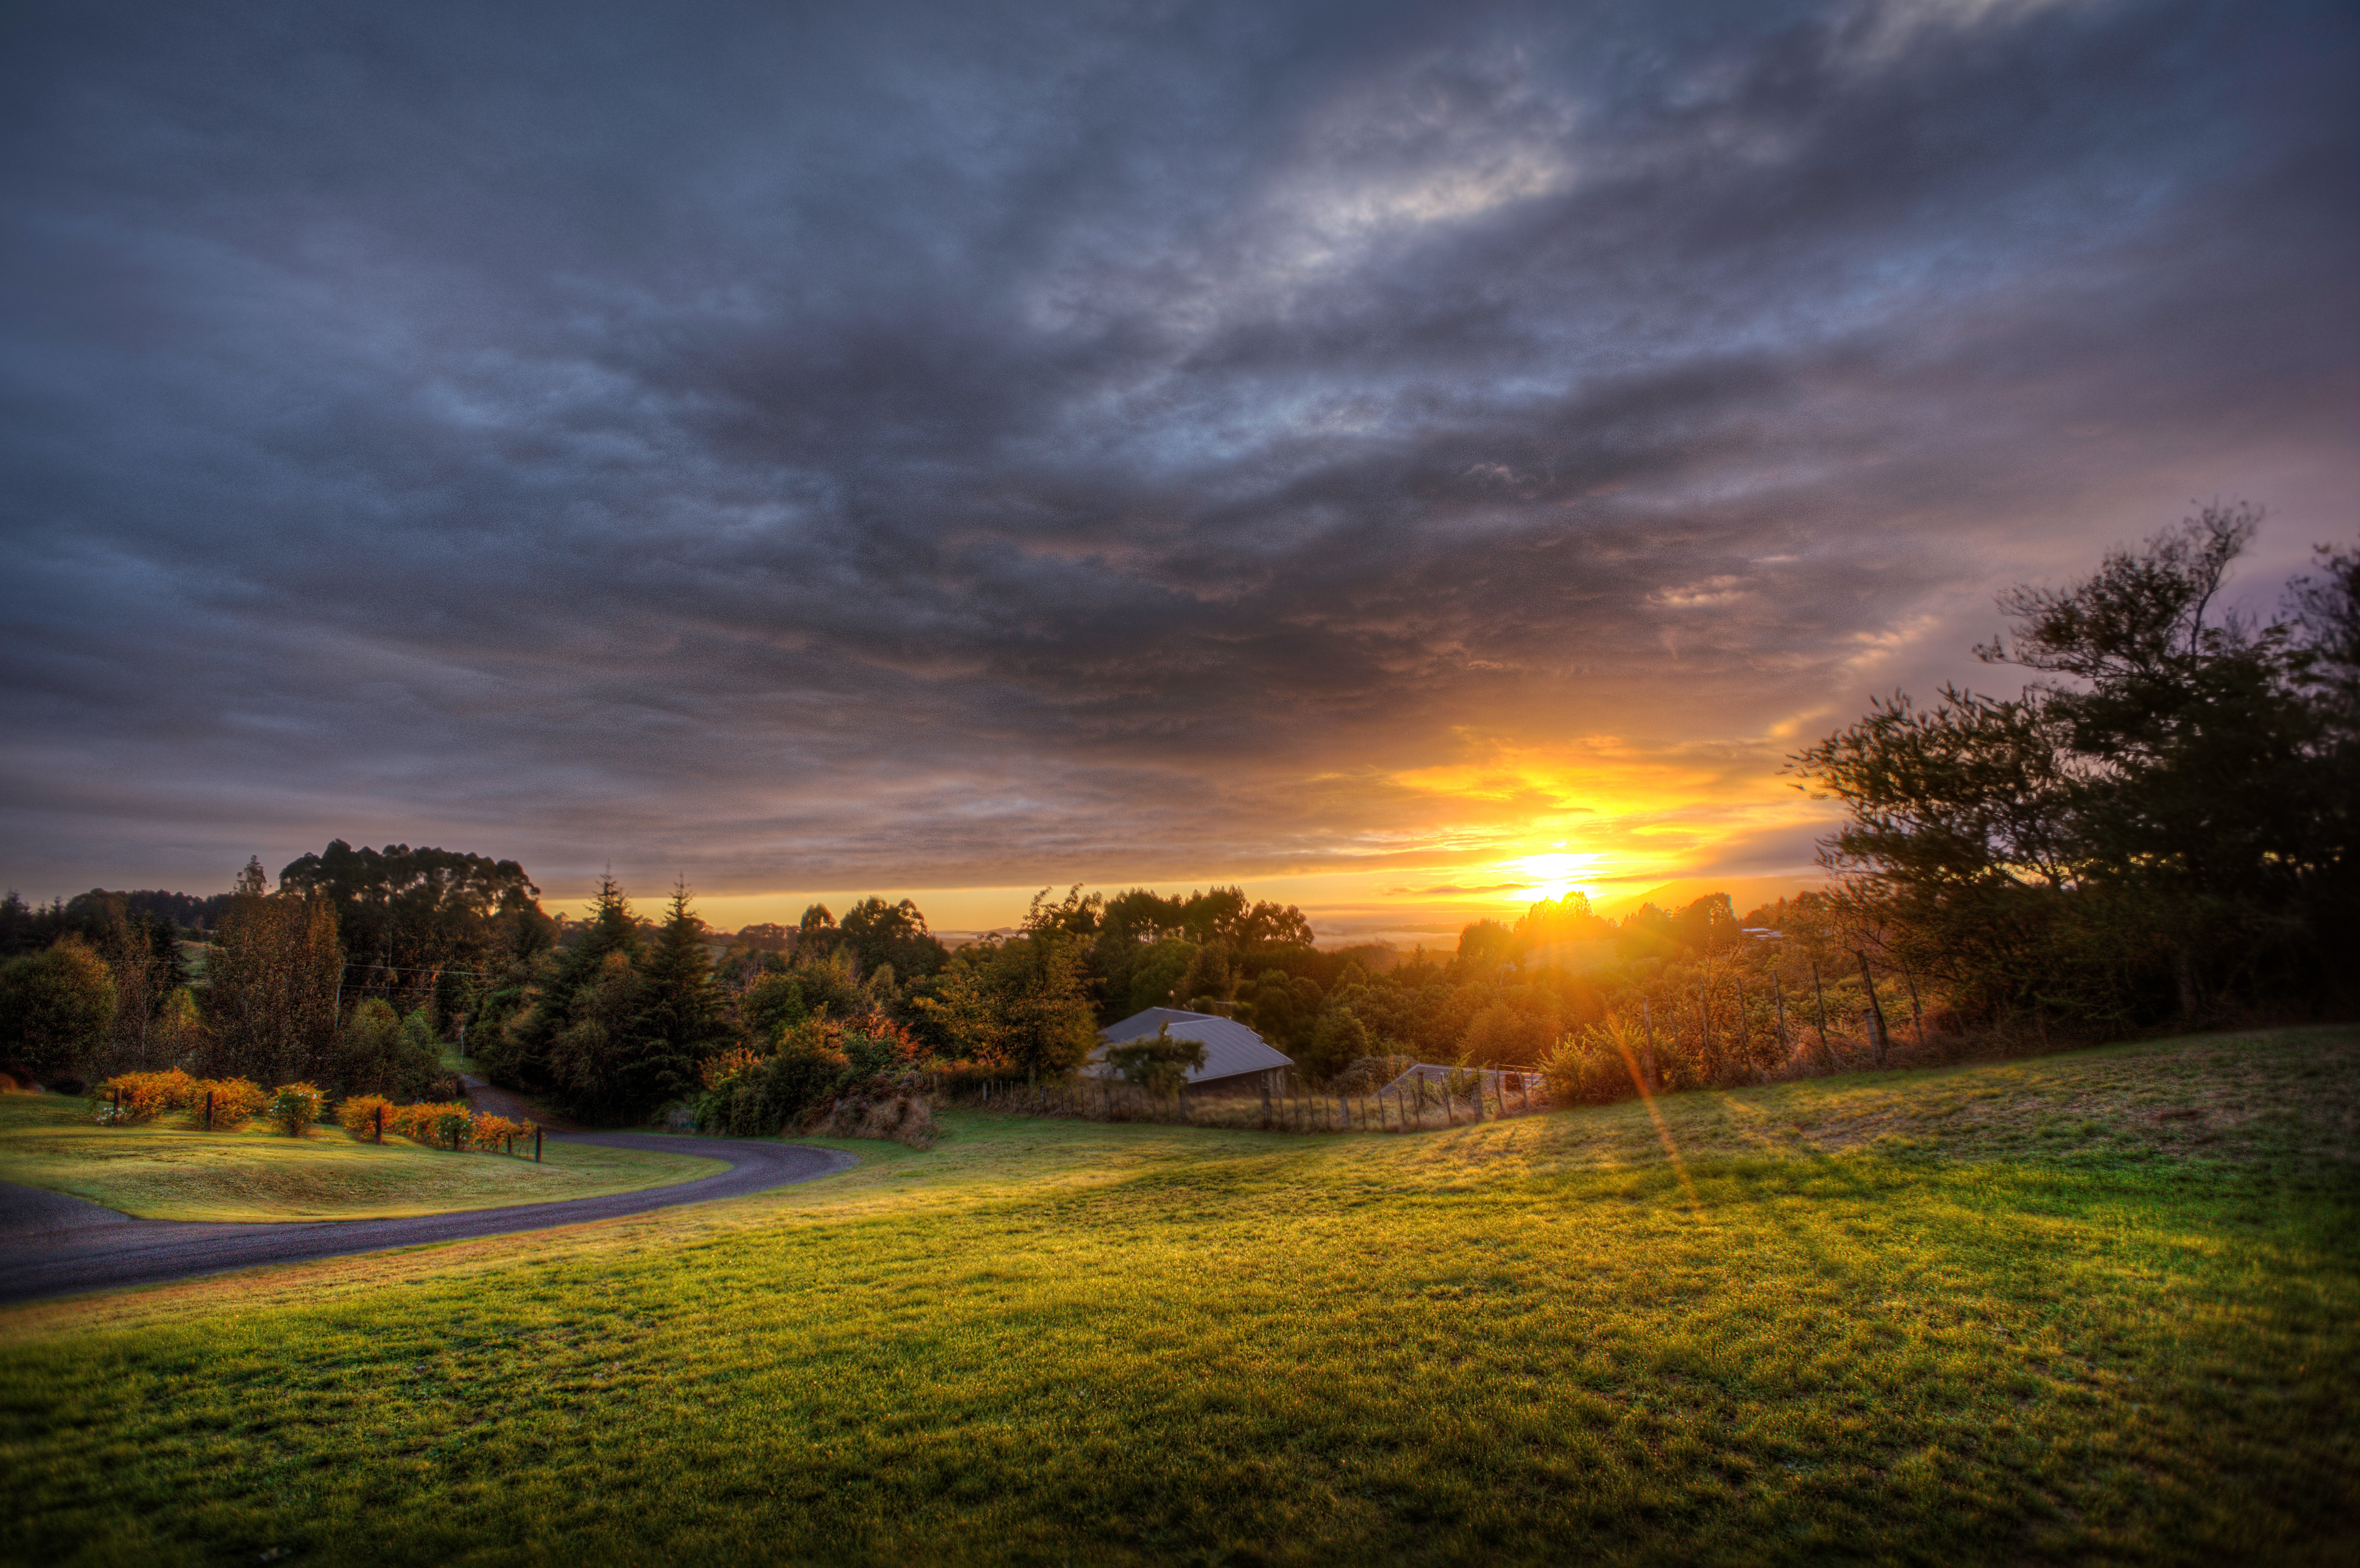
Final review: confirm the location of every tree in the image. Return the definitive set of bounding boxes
[202,859,344,1086]
[837,897,950,980]
[918,925,1098,1076]
[634,882,730,1088]
[490,872,638,1089]
[0,938,117,1085]
[1795,508,2357,1029]
[1103,1023,1206,1098]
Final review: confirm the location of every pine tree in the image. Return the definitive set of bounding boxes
[498,872,639,1090]
[622,880,727,1108]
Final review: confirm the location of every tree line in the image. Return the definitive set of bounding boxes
[4,508,2345,1125]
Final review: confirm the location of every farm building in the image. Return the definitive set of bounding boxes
[1086,1007,1293,1098]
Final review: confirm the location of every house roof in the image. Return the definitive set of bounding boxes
[1089,1007,1293,1083]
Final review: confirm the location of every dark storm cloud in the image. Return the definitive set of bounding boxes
[3,0,2355,901]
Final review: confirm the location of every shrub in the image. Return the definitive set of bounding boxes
[809,1089,938,1150]
[269,1082,326,1137]
[432,1105,474,1149]
[1103,1023,1207,1099]
[693,1033,846,1137]
[467,1114,530,1153]
[336,1093,396,1141]
[193,1078,267,1129]
[92,1068,201,1123]
[1539,1029,1640,1106]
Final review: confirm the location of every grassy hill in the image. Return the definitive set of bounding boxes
[0,1096,722,1222]
[2,1027,2355,1565]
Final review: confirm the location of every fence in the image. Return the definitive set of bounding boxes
[955,1069,1552,1134]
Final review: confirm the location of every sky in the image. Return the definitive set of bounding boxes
[2,0,2355,942]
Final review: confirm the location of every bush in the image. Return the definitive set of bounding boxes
[92,1068,201,1123]
[693,1033,847,1137]
[1539,1029,1640,1106]
[1102,1023,1206,1099]
[269,1082,326,1137]
[467,1114,531,1153]
[194,1078,267,1130]
[808,1088,939,1149]
[336,1093,396,1140]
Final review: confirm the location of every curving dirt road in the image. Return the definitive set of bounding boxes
[0,1131,856,1307]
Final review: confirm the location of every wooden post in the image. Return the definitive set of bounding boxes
[1857,951,1892,1066]
[205,1090,214,1132]
[1810,960,1837,1069]
[373,1102,383,1144]
[1773,972,1791,1069]
[1260,1071,1272,1130]
[1640,998,1660,1090]
[1902,966,1927,1049]
[1697,994,1714,1082]
[1733,979,1757,1084]
[1467,1071,1483,1124]
[534,1125,542,1163]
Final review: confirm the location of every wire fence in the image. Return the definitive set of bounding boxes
[953,1067,1553,1133]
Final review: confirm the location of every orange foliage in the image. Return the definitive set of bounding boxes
[336,1094,396,1140]
[193,1078,267,1129]
[94,1069,200,1122]
[701,1045,763,1089]
[467,1114,531,1152]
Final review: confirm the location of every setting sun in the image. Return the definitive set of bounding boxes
[1509,851,1596,900]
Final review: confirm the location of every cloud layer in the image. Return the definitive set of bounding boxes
[3,0,2356,926]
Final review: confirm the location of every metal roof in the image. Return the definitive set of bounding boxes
[1088,1007,1293,1083]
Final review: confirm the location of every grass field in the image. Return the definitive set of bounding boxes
[2,1027,2356,1565]
[0,1096,723,1221]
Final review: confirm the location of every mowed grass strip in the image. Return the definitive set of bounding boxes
[0,1096,724,1222]
[2,1029,2356,1567]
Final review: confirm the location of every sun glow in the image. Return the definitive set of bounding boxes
[1510,851,1598,901]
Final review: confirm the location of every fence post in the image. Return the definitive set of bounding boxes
[535,1125,542,1163]
[1902,966,1927,1049]
[374,1102,382,1144]
[1856,950,1892,1066]
[1811,960,1838,1070]
[205,1090,213,1132]
[1773,972,1792,1069]
[1734,979,1758,1084]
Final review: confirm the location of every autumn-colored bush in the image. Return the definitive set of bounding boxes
[269,1082,326,1137]
[336,1094,396,1141]
[700,1046,762,1090]
[388,1100,465,1145]
[194,1078,267,1130]
[92,1069,201,1123]
[467,1114,531,1152]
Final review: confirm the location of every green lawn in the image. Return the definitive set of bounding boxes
[0,1096,723,1222]
[2,1028,2356,1566]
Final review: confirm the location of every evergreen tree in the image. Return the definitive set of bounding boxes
[492,872,638,1089]
[631,880,728,1094]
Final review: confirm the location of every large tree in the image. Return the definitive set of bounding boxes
[201,858,345,1085]
[1795,508,2357,1029]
